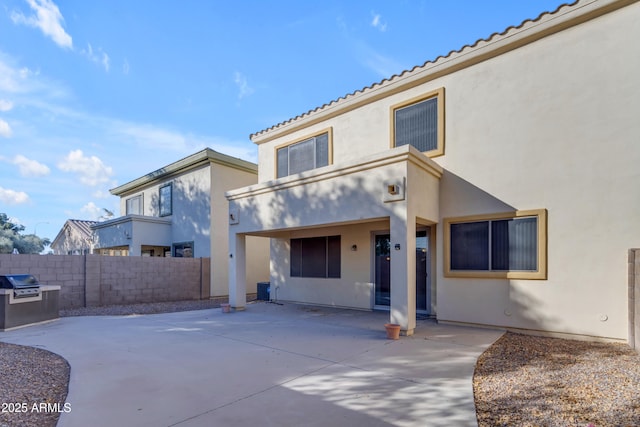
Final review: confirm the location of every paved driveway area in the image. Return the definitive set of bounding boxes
[1,302,503,427]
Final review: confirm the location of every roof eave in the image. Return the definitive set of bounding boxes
[250,0,634,145]
[110,148,257,196]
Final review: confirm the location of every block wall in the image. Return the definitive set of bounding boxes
[0,254,210,309]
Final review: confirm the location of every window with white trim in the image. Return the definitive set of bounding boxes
[444,209,547,279]
[277,131,330,178]
[290,235,340,278]
[126,195,142,215]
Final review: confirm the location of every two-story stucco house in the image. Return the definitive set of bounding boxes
[93,148,269,297]
[227,0,640,342]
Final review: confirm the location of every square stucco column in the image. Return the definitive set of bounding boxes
[229,232,246,310]
[390,213,417,335]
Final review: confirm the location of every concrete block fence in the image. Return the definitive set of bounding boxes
[0,254,210,310]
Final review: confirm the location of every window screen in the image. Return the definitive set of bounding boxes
[395,97,438,152]
[290,235,341,278]
[277,132,329,178]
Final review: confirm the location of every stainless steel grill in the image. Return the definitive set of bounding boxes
[0,274,41,299]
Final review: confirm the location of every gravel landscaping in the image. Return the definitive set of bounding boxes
[2,301,639,427]
[474,332,640,427]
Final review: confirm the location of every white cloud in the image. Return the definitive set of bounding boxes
[371,12,387,32]
[10,0,73,49]
[0,119,11,138]
[0,100,13,112]
[234,72,254,100]
[80,43,110,72]
[12,155,50,177]
[92,189,111,199]
[0,55,65,101]
[58,149,113,186]
[80,202,102,220]
[0,187,29,205]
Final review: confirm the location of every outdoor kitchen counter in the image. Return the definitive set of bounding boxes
[0,285,61,331]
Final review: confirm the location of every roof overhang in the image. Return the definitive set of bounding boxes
[250,0,636,144]
[110,148,257,196]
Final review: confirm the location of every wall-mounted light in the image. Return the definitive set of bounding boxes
[351,244,357,251]
[394,243,401,250]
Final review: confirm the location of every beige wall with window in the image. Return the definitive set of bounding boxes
[244,1,640,341]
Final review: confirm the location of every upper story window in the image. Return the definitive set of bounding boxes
[444,209,547,280]
[159,183,172,217]
[391,88,444,157]
[276,129,332,178]
[126,195,142,215]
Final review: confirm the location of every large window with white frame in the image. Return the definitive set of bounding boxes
[276,129,331,178]
[444,209,547,279]
[391,88,444,157]
[290,235,341,278]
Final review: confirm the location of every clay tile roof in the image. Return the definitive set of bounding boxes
[250,1,578,141]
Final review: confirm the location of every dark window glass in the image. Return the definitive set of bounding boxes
[450,217,538,272]
[327,235,341,278]
[159,184,172,216]
[450,221,489,270]
[290,235,341,278]
[173,242,193,258]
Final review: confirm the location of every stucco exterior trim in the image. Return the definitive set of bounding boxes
[111,148,257,196]
[227,144,443,201]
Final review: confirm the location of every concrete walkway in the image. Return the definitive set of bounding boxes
[1,302,503,427]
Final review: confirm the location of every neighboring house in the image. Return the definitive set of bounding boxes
[92,148,269,297]
[227,0,640,342]
[51,219,97,255]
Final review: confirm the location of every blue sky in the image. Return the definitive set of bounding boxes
[0,0,564,244]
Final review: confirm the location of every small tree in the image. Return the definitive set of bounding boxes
[0,213,51,254]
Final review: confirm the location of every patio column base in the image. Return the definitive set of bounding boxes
[401,328,414,337]
[232,306,246,311]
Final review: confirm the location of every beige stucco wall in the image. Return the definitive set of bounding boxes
[432,4,640,341]
[269,221,388,309]
[244,1,639,340]
[210,163,269,296]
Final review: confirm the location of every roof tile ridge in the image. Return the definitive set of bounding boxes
[250,1,579,140]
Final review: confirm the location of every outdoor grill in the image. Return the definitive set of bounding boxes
[1,273,59,331]
[0,274,41,299]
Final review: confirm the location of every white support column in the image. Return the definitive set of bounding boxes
[390,213,417,335]
[229,232,246,310]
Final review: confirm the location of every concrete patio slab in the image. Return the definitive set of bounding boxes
[0,302,503,427]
